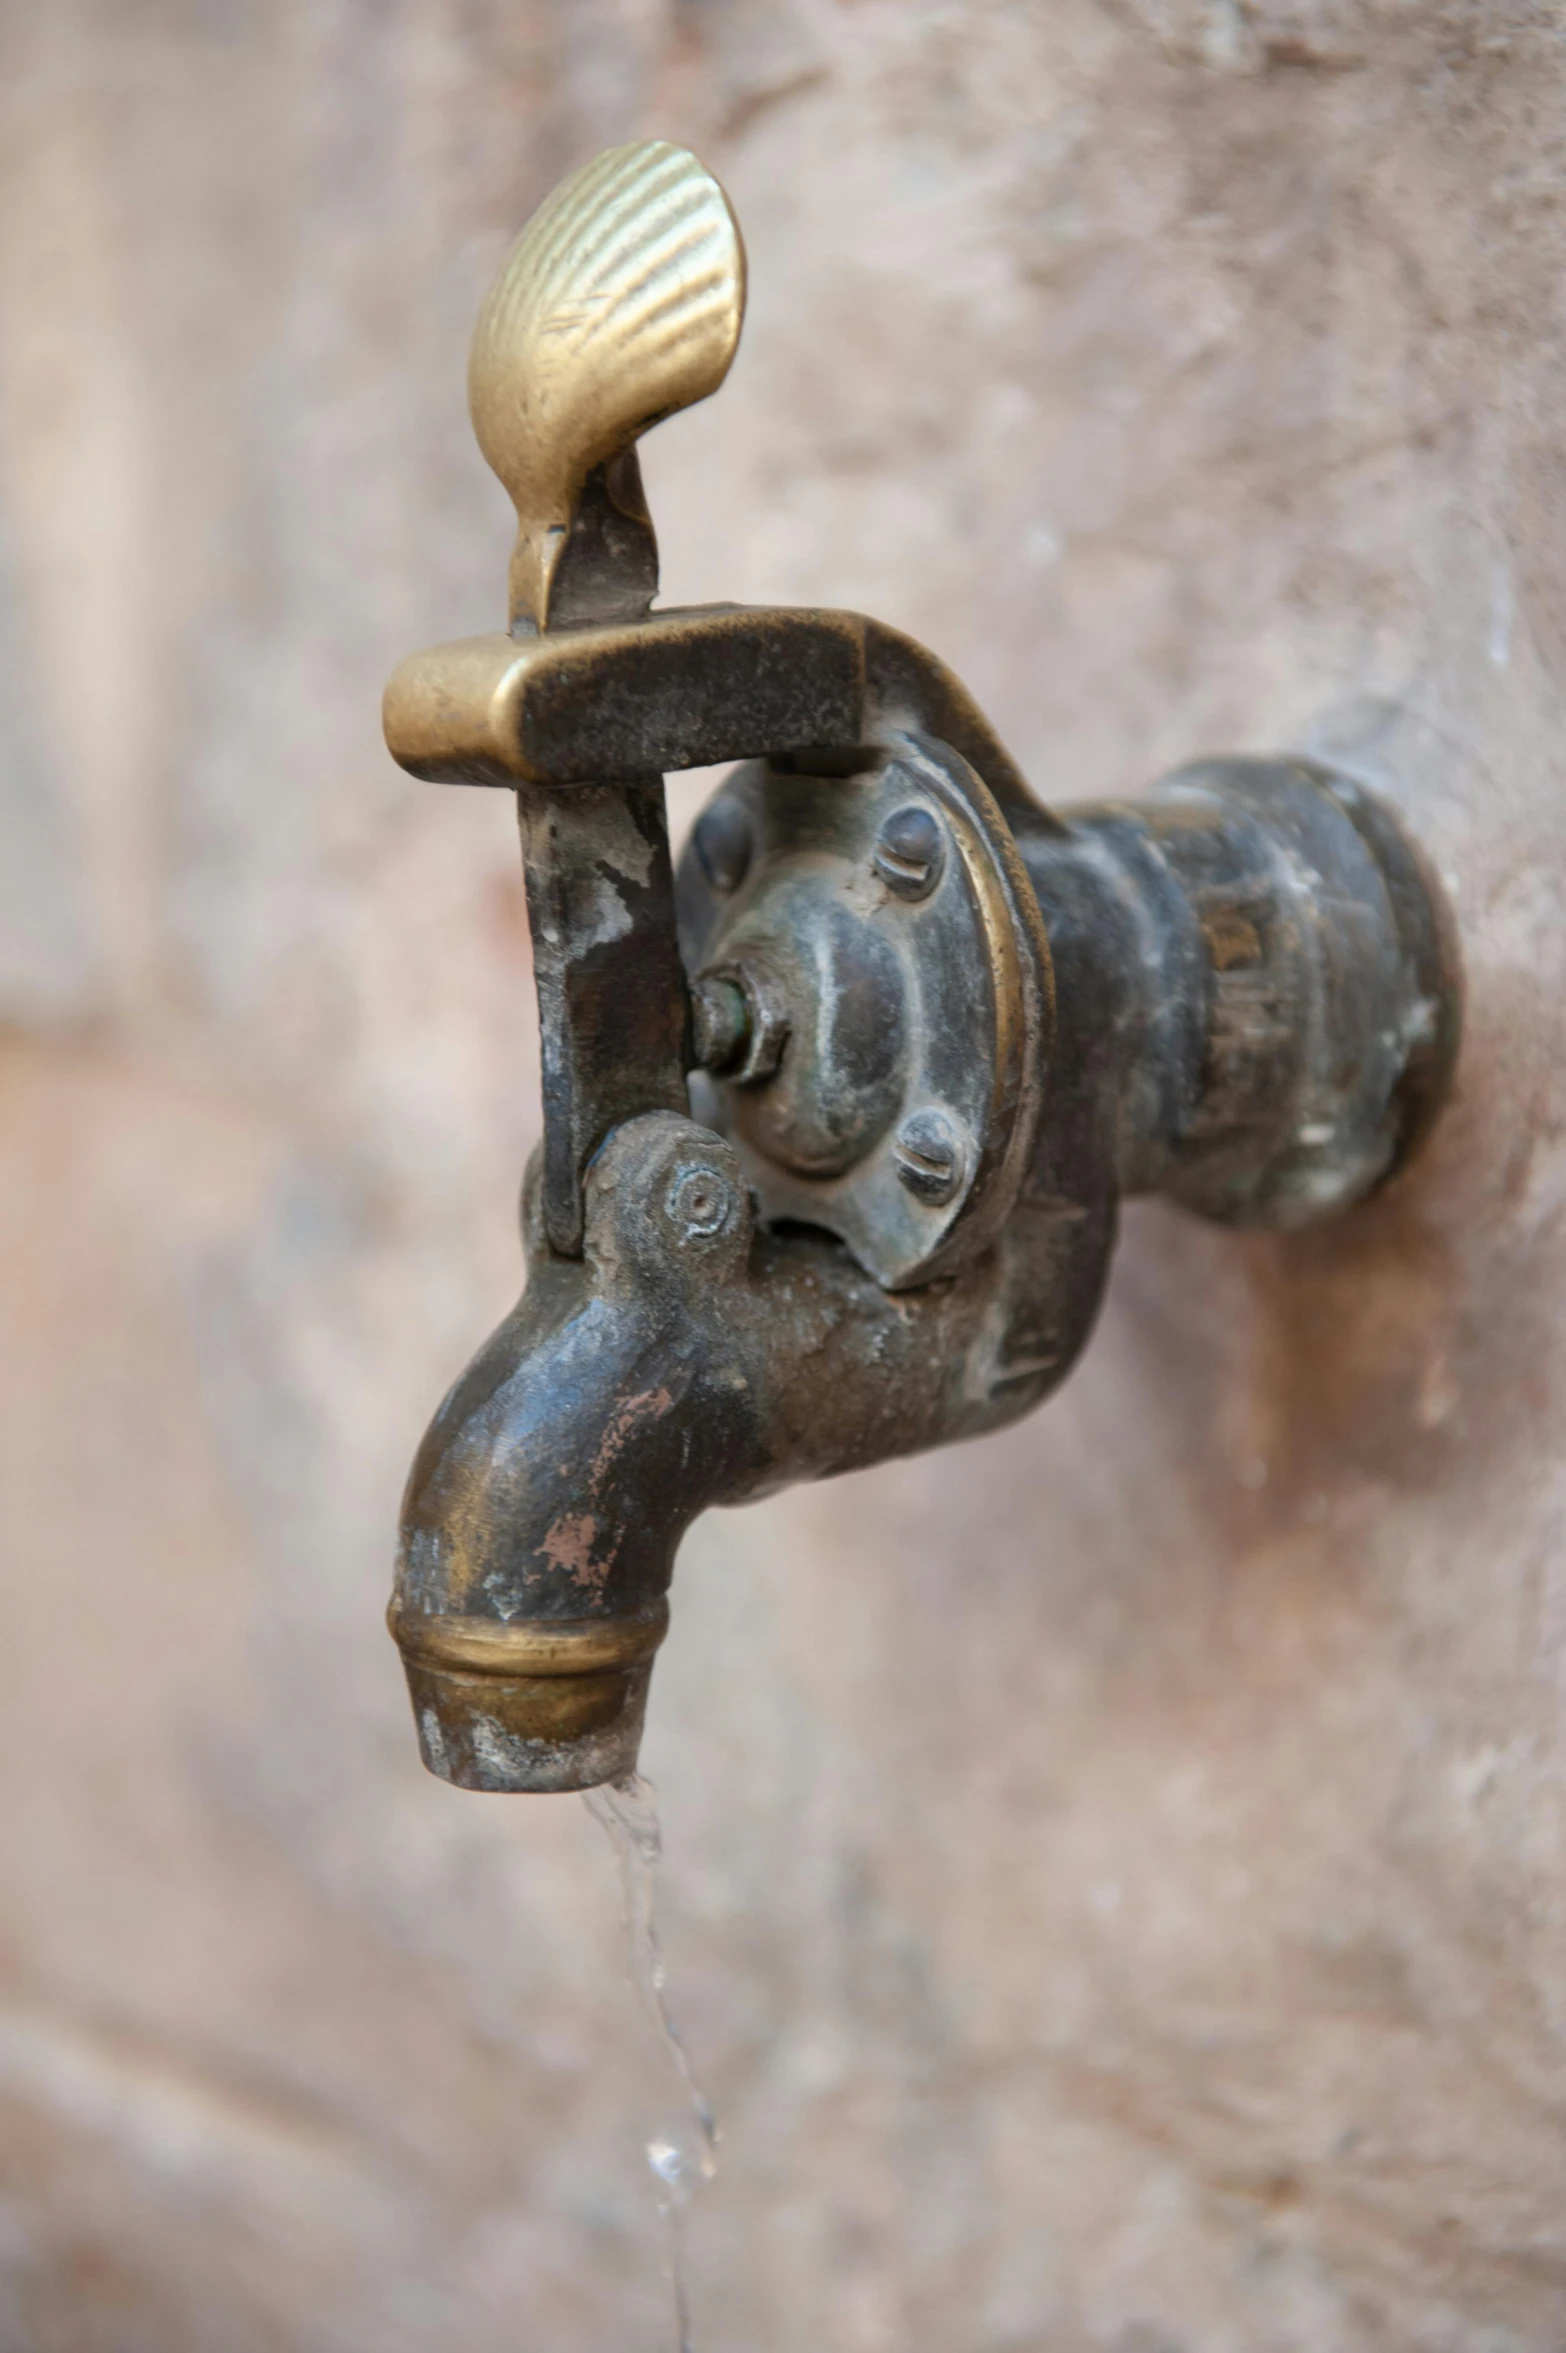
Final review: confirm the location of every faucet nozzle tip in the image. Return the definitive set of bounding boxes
[388,1604,668,1794]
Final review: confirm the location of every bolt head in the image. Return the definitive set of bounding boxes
[691,975,751,1073]
[892,1107,966,1206]
[693,797,753,894]
[873,803,946,900]
[694,961,789,1086]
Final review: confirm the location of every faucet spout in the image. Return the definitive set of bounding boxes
[390,1109,1101,1791]
[390,1117,763,1790]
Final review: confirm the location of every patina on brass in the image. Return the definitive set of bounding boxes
[383,142,1462,1794]
[678,734,1052,1289]
[387,1601,669,1677]
[382,603,1042,808]
[388,1600,670,1787]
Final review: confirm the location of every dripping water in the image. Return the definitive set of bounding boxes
[584,1772,717,2352]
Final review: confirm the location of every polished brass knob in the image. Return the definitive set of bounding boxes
[467,139,746,633]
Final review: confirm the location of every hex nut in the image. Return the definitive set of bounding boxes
[873,803,946,900]
[693,797,754,894]
[892,1107,967,1206]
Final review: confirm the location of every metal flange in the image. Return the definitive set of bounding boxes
[677,731,1054,1290]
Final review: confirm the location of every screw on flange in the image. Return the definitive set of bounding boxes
[665,1161,736,1239]
[693,798,753,894]
[892,1107,966,1205]
[873,804,946,901]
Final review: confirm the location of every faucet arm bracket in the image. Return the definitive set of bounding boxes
[382,603,1051,822]
[518,777,691,1255]
[410,142,754,1253]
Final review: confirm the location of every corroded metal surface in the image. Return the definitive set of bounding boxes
[517,778,689,1254]
[1014,761,1463,1230]
[394,1112,1081,1790]
[382,602,1045,813]
[677,736,1052,1288]
[382,140,1462,1794]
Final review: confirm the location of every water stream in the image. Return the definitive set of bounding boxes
[583,1772,718,2353]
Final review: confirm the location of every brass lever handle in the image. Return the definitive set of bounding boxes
[441,141,745,1252]
[468,139,745,634]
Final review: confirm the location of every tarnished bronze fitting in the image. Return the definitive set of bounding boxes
[381,142,1461,1794]
[388,1605,669,1792]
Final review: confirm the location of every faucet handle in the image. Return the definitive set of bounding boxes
[459,142,745,1252]
[383,140,1050,1267]
[468,140,746,634]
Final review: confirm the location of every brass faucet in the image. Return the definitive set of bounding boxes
[382,142,1461,1793]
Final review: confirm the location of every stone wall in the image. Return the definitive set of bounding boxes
[2,2,1564,2346]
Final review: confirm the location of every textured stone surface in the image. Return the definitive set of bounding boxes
[2,1,1564,2346]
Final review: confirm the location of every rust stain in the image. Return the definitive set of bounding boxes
[539,1511,603,1588]
[1203,908,1262,971]
[588,1385,674,1483]
[532,1392,678,1592]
